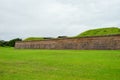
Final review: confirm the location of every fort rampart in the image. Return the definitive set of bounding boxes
[15,35,120,50]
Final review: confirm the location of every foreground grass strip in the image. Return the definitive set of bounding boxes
[0,47,120,80]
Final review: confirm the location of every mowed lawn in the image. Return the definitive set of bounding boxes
[0,47,120,80]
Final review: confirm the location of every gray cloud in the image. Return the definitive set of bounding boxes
[0,0,120,40]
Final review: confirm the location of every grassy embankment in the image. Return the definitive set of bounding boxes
[24,37,44,41]
[76,27,120,37]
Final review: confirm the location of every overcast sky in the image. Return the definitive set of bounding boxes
[0,0,120,40]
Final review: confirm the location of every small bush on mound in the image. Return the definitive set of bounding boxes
[76,27,120,37]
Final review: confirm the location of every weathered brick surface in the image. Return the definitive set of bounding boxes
[15,35,120,50]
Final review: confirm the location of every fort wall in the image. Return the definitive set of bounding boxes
[15,35,120,50]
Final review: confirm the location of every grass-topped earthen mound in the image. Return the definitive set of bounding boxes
[24,37,44,41]
[76,27,120,37]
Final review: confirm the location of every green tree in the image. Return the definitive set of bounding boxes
[0,40,4,46]
[8,38,22,47]
[0,40,9,47]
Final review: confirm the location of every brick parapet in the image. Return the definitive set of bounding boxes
[15,35,120,50]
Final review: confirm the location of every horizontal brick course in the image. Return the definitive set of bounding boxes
[15,35,120,50]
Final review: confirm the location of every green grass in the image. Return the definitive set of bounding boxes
[0,47,120,80]
[77,27,120,37]
[24,37,44,41]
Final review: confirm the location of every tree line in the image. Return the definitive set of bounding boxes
[0,38,22,47]
[0,36,68,47]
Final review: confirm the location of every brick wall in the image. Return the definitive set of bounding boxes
[15,35,120,50]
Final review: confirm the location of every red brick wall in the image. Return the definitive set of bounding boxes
[15,35,120,50]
